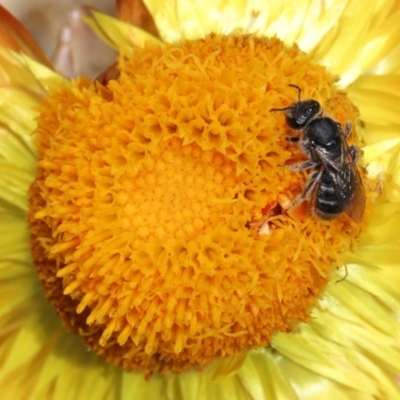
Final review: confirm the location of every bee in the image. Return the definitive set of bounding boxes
[269,84,365,222]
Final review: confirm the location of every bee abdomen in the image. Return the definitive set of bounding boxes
[319,181,335,195]
[314,175,343,219]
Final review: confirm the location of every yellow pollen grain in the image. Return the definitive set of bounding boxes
[28,34,371,375]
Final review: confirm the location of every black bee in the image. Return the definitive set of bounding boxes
[270,84,365,222]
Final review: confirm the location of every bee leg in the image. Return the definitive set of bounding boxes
[293,169,323,206]
[349,145,360,163]
[286,160,318,171]
[286,136,300,143]
[344,122,352,138]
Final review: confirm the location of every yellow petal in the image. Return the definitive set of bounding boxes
[0,49,66,98]
[83,9,161,50]
[257,1,347,53]
[370,41,400,75]
[206,375,252,400]
[238,351,298,400]
[328,279,399,341]
[273,327,379,395]
[0,88,38,140]
[271,247,400,399]
[0,260,34,315]
[312,1,400,85]
[0,124,35,168]
[0,271,120,400]
[348,75,400,145]
[145,0,218,42]
[144,0,343,46]
[362,139,400,204]
[143,0,400,86]
[121,372,166,399]
[355,243,400,268]
[347,262,400,313]
[359,203,400,245]
[0,162,33,211]
[211,352,247,381]
[272,356,363,400]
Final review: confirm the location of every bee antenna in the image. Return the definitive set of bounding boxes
[288,84,302,102]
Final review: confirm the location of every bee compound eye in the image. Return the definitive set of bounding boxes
[302,108,312,118]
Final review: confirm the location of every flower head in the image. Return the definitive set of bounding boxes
[1,0,400,399]
[29,32,370,374]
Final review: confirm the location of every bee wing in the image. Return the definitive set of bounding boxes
[314,136,365,222]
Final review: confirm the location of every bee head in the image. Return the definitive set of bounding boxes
[270,99,321,130]
[284,100,321,130]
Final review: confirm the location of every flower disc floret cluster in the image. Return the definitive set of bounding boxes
[29,34,367,374]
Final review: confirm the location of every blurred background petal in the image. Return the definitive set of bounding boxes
[0,0,117,77]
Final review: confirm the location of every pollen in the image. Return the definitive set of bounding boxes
[29,34,371,375]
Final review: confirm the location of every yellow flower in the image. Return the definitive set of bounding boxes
[1,0,400,399]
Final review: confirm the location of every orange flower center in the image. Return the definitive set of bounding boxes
[28,34,369,375]
[116,139,239,242]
